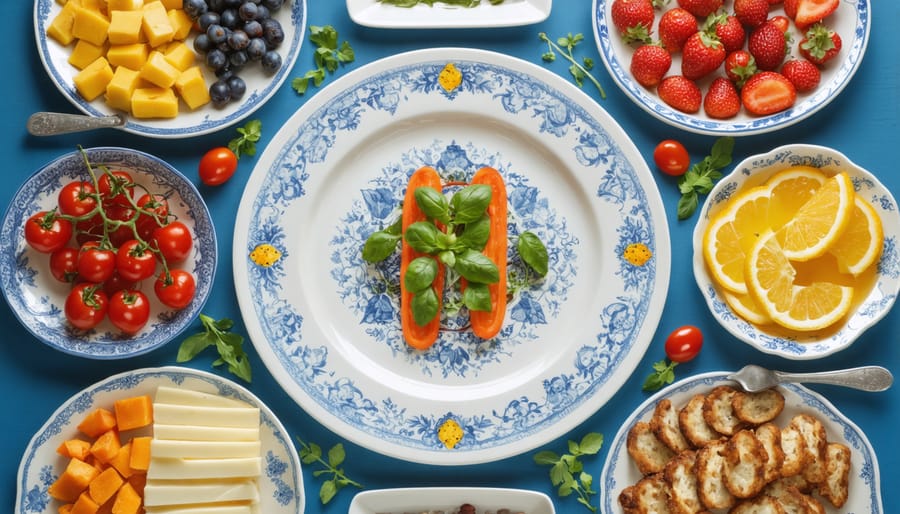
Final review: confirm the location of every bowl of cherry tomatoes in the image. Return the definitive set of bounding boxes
[0,147,216,359]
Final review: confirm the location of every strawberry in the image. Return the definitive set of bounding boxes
[748,20,787,70]
[734,0,770,29]
[658,8,698,52]
[611,0,656,44]
[706,13,746,53]
[630,43,673,87]
[658,75,702,113]
[704,77,742,118]
[783,0,799,19]
[781,59,821,92]
[741,71,796,115]
[677,0,723,18]
[795,0,839,30]
[724,49,758,87]
[768,15,791,33]
[768,0,782,4]
[798,24,842,65]
[681,31,726,80]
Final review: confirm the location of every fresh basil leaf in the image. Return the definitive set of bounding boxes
[438,250,456,268]
[404,256,437,293]
[450,184,492,224]
[383,217,403,236]
[361,230,401,262]
[463,282,492,312]
[457,215,490,251]
[454,248,499,284]
[414,186,450,224]
[176,332,214,362]
[411,287,439,326]
[404,221,443,254]
[518,231,549,276]
[708,136,735,169]
[677,191,699,220]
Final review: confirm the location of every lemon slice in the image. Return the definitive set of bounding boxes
[828,195,884,276]
[764,165,828,229]
[777,172,854,261]
[703,186,771,295]
[746,231,853,331]
[721,290,772,326]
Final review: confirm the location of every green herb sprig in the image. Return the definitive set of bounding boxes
[296,438,363,505]
[539,32,606,99]
[177,314,252,382]
[642,359,678,391]
[676,137,735,220]
[228,119,262,160]
[292,25,355,95]
[533,432,604,512]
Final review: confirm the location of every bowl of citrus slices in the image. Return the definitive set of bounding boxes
[692,144,899,359]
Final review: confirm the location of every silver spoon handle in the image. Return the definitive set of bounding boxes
[27,112,125,136]
[774,366,893,392]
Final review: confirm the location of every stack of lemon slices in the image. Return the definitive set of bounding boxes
[703,166,884,332]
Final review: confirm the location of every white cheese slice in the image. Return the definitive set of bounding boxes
[144,504,254,514]
[143,479,260,507]
[152,424,260,442]
[153,403,260,428]
[150,440,261,459]
[154,386,250,408]
[148,457,261,480]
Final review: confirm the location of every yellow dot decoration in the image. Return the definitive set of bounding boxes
[437,418,464,449]
[438,63,462,92]
[249,244,282,267]
[623,242,652,266]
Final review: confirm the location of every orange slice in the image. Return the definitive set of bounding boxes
[703,186,771,295]
[776,172,854,261]
[721,290,772,326]
[828,195,884,276]
[764,165,828,229]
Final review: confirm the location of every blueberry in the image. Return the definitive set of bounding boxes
[261,50,282,73]
[224,0,242,7]
[197,12,221,31]
[255,5,269,20]
[262,0,284,10]
[206,48,228,71]
[243,20,263,38]
[228,30,250,50]
[183,0,208,18]
[209,80,232,107]
[229,50,249,68]
[261,18,284,47]
[246,37,266,60]
[193,33,212,53]
[216,68,236,80]
[238,2,258,21]
[208,0,226,10]
[220,9,239,29]
[227,76,247,100]
[207,24,227,45]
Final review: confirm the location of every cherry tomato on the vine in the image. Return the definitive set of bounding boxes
[64,283,108,330]
[153,221,193,264]
[58,181,98,217]
[136,193,170,241]
[77,242,117,284]
[103,272,137,297]
[24,211,73,253]
[116,239,157,282]
[199,147,238,186]
[154,269,196,309]
[108,289,151,334]
[105,205,138,248]
[653,140,691,176]
[98,170,135,207]
[664,325,703,363]
[49,247,80,283]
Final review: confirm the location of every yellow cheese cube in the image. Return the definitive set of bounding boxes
[174,66,209,110]
[80,0,107,13]
[139,50,179,88]
[73,57,114,101]
[105,66,141,112]
[159,0,182,9]
[71,6,110,46]
[107,43,149,69]
[141,1,175,47]
[166,8,193,41]
[68,39,108,69]
[46,2,81,46]
[108,10,144,45]
[108,0,143,10]
[163,42,194,71]
[131,86,178,118]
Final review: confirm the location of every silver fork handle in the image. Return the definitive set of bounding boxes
[775,366,893,392]
[27,112,125,136]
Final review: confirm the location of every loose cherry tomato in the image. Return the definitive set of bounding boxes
[136,193,170,241]
[24,211,73,253]
[57,181,98,217]
[653,140,691,176]
[154,269,196,309]
[664,325,703,363]
[97,170,135,207]
[64,283,108,330]
[108,289,151,334]
[199,147,238,186]
[77,242,117,283]
[116,239,157,282]
[49,247,80,283]
[153,221,193,264]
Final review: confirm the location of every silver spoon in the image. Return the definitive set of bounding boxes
[27,112,126,136]
[728,364,893,393]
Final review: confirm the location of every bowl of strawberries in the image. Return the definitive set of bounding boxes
[592,0,869,135]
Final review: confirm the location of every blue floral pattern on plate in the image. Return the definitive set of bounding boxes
[600,372,883,513]
[15,367,305,514]
[692,145,900,359]
[0,148,216,359]
[233,49,670,465]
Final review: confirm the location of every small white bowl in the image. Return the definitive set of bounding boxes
[0,147,216,359]
[349,487,555,514]
[692,144,900,359]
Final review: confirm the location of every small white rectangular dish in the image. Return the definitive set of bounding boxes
[348,487,556,514]
[346,0,551,28]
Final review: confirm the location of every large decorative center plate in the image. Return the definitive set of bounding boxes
[233,48,670,465]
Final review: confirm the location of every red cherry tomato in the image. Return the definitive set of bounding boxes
[199,147,238,186]
[77,242,117,283]
[102,272,137,297]
[108,289,151,334]
[653,140,691,176]
[153,221,193,264]
[24,211,73,253]
[57,181,98,217]
[136,193,170,241]
[116,239,157,282]
[104,205,138,248]
[64,283,108,330]
[154,269,196,309]
[97,170,135,207]
[49,247,80,283]
[664,325,703,363]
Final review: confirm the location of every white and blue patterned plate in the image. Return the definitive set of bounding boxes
[33,0,306,138]
[592,0,870,135]
[692,144,899,360]
[600,372,883,513]
[15,367,305,514]
[346,0,551,28]
[0,147,216,359]
[233,48,670,465]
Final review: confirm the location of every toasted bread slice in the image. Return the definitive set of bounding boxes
[818,442,851,508]
[696,439,736,510]
[733,389,785,425]
[652,398,692,453]
[790,414,827,484]
[704,386,745,436]
[729,495,788,514]
[619,473,673,514]
[628,421,676,475]
[724,429,768,499]
[680,394,723,447]
[755,422,785,484]
[763,484,814,514]
[664,450,703,514]
[779,423,807,478]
